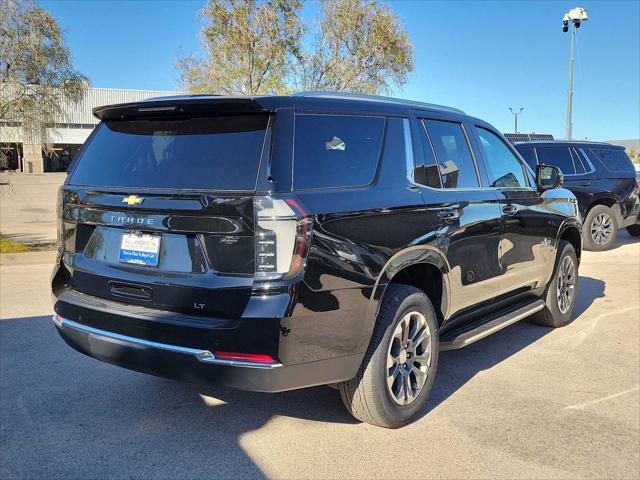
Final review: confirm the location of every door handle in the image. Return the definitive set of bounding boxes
[581,181,591,186]
[438,210,460,221]
[502,204,518,216]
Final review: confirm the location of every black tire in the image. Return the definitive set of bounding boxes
[531,241,578,328]
[582,204,618,251]
[338,284,439,428]
[626,225,640,237]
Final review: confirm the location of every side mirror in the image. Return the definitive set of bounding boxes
[536,164,563,191]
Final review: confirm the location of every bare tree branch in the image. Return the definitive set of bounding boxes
[177,0,414,96]
[0,0,88,146]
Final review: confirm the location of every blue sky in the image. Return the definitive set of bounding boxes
[42,0,639,141]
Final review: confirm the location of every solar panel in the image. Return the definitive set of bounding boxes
[504,133,555,143]
[529,134,555,141]
[504,133,531,143]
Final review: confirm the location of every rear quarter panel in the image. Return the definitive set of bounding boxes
[540,187,581,285]
[277,117,443,365]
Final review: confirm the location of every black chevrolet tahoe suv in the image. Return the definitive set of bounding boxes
[514,141,640,250]
[52,92,582,428]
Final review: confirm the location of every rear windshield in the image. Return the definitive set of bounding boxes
[69,115,268,190]
[589,148,634,173]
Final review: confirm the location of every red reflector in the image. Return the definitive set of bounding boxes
[213,351,275,364]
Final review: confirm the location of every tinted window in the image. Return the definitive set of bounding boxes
[414,121,442,188]
[475,127,527,188]
[573,148,594,174]
[590,148,634,173]
[423,120,478,188]
[516,146,537,170]
[536,147,575,175]
[571,148,587,174]
[294,115,384,189]
[69,115,268,190]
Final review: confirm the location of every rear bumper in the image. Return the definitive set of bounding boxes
[621,212,639,228]
[52,314,362,393]
[627,195,640,226]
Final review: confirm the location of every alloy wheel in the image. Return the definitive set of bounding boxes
[556,255,576,314]
[590,213,613,245]
[386,311,432,406]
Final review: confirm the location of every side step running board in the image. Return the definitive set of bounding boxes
[439,299,545,351]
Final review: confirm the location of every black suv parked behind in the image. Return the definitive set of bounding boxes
[514,141,640,250]
[52,93,582,428]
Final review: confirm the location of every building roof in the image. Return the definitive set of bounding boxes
[59,87,182,124]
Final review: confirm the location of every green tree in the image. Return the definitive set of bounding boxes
[0,0,88,142]
[177,0,303,95]
[177,0,414,95]
[300,0,414,94]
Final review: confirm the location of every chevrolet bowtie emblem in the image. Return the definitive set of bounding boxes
[122,195,144,206]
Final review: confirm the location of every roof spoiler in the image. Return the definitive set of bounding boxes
[93,96,280,120]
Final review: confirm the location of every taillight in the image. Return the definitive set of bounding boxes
[254,195,312,281]
[56,186,64,249]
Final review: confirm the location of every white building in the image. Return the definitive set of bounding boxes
[0,87,179,173]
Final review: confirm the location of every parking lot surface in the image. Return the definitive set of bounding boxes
[0,172,66,243]
[1,233,638,479]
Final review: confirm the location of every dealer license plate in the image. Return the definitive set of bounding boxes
[119,233,161,266]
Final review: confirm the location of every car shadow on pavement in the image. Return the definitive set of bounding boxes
[0,276,604,478]
[0,315,355,479]
[595,229,639,252]
[421,274,605,421]
[198,275,606,429]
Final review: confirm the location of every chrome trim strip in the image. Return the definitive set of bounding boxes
[52,315,282,369]
[575,148,596,175]
[439,299,545,351]
[460,122,483,187]
[402,118,417,184]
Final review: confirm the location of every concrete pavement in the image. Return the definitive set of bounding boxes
[0,250,57,267]
[1,233,638,479]
[0,172,66,243]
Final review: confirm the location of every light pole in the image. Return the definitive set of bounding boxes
[508,107,524,133]
[562,7,588,140]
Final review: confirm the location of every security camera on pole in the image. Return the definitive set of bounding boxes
[562,7,588,140]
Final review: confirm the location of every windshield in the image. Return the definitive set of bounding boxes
[69,115,269,190]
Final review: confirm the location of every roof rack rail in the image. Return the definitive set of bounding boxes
[294,91,465,115]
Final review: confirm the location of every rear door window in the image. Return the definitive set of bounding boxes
[573,148,595,174]
[69,115,269,190]
[535,147,576,175]
[423,119,479,188]
[474,127,528,188]
[413,120,442,188]
[516,146,537,171]
[293,115,384,189]
[570,148,588,174]
[589,148,635,173]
